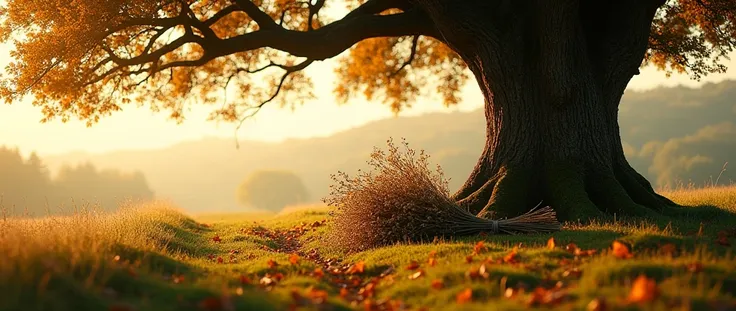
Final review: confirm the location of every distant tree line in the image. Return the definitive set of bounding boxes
[0,146,154,216]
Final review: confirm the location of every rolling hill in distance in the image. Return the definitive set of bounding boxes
[39,81,736,213]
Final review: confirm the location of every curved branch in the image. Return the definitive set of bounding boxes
[234,58,314,147]
[390,35,420,77]
[233,0,278,29]
[222,9,435,60]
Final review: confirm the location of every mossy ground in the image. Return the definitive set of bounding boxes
[1,186,735,311]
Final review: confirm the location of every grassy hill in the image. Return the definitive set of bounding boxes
[39,81,736,213]
[2,187,735,311]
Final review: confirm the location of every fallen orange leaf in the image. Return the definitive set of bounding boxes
[267,259,279,269]
[307,287,328,304]
[547,237,556,250]
[587,298,607,311]
[686,262,703,273]
[212,235,222,243]
[612,241,634,259]
[340,287,349,298]
[431,279,444,290]
[313,268,325,279]
[627,275,659,303]
[428,257,437,267]
[289,254,300,265]
[465,255,474,263]
[429,250,437,258]
[172,274,184,284]
[406,260,420,270]
[528,286,567,306]
[456,288,472,304]
[473,241,486,255]
[408,270,424,280]
[347,261,365,274]
[503,247,520,264]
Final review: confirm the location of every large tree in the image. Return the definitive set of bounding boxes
[1,0,734,221]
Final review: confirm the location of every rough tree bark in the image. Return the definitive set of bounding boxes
[413,0,676,221]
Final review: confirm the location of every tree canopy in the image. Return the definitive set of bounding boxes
[0,0,734,125]
[236,169,309,211]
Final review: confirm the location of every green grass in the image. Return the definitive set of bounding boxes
[2,187,736,311]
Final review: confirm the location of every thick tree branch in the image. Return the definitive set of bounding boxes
[233,0,278,29]
[221,9,434,60]
[203,5,241,26]
[90,8,432,84]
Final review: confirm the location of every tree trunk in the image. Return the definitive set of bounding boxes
[416,0,676,221]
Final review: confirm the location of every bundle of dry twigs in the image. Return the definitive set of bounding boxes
[324,138,561,252]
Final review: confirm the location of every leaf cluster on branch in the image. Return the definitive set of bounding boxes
[0,0,733,125]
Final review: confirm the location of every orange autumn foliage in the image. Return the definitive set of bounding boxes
[0,0,733,125]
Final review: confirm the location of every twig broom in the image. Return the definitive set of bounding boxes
[324,138,561,252]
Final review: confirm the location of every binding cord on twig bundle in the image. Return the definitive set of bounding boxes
[324,138,561,252]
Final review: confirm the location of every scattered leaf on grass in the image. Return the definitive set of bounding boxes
[428,257,437,267]
[547,237,556,249]
[216,257,224,264]
[528,286,567,306]
[473,241,487,255]
[240,275,251,284]
[431,279,444,290]
[466,264,489,280]
[289,254,300,265]
[612,241,634,259]
[562,268,582,279]
[686,262,703,273]
[307,287,328,304]
[564,243,597,256]
[212,235,222,243]
[504,288,522,299]
[408,270,424,280]
[587,298,607,311]
[406,260,420,270]
[172,274,184,284]
[340,287,349,298]
[347,261,365,274]
[312,268,325,279]
[267,259,279,269]
[627,275,659,303]
[465,255,474,263]
[456,288,473,304]
[504,247,520,264]
[429,250,437,258]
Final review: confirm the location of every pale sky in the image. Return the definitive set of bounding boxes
[1,39,735,157]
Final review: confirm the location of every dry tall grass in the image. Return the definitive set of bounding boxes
[0,200,188,307]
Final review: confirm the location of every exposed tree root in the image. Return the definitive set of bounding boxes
[454,160,678,222]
